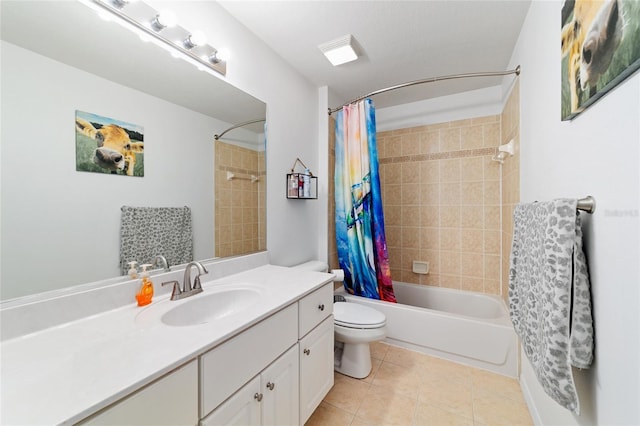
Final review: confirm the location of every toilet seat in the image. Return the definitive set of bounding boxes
[334,302,386,329]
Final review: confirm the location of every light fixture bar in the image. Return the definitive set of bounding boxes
[86,0,226,76]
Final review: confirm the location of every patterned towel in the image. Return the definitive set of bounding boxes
[119,206,193,275]
[508,199,593,414]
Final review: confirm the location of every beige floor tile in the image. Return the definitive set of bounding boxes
[356,386,418,425]
[371,341,390,360]
[471,369,523,401]
[417,375,473,419]
[413,402,474,426]
[350,416,375,426]
[360,358,383,384]
[383,345,427,370]
[420,356,472,385]
[323,373,371,414]
[371,361,422,398]
[473,392,533,426]
[305,401,353,426]
[311,346,533,426]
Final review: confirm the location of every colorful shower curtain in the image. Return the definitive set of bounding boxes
[334,99,396,303]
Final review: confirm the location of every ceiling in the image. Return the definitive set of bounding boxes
[220,0,532,109]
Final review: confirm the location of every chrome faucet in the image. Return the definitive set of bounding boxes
[153,255,170,272]
[183,261,208,293]
[162,261,208,301]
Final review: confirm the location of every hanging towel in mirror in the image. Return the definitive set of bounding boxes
[508,199,593,414]
[119,206,193,275]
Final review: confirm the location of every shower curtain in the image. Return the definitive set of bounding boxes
[334,99,396,303]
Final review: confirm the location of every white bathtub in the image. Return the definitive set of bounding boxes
[335,282,518,377]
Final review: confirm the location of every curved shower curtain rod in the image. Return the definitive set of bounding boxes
[328,65,521,115]
[214,118,266,140]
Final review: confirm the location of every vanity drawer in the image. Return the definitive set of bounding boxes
[298,283,333,338]
[199,303,298,419]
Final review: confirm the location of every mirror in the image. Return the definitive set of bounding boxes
[0,1,267,300]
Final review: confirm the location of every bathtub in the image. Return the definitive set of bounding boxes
[335,282,518,377]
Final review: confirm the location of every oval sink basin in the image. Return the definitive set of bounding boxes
[135,285,264,328]
[161,288,262,327]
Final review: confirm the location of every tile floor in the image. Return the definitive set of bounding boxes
[306,342,533,426]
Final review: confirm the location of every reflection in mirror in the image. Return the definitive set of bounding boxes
[0,1,266,301]
[214,120,267,257]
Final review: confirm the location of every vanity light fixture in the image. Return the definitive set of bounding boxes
[82,0,227,76]
[208,51,221,64]
[319,34,359,66]
[150,10,177,32]
[111,0,130,9]
[184,30,206,49]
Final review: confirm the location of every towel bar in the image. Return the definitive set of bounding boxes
[577,196,595,214]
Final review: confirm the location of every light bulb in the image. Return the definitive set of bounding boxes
[216,48,230,61]
[184,30,206,49]
[151,9,176,31]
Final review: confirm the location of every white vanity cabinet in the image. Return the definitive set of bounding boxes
[199,304,299,420]
[298,284,335,424]
[1,261,337,426]
[201,282,335,426]
[79,360,198,426]
[201,345,299,426]
[299,316,334,423]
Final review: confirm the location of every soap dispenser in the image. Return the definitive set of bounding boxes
[127,261,139,279]
[135,264,154,307]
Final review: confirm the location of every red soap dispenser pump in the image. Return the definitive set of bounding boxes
[135,264,154,307]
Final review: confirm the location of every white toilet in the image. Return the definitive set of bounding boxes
[333,301,386,378]
[293,260,387,379]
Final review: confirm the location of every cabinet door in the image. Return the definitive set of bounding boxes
[299,316,334,424]
[200,304,298,418]
[80,360,198,426]
[262,345,299,426]
[201,376,261,426]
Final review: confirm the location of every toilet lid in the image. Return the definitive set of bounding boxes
[334,302,386,329]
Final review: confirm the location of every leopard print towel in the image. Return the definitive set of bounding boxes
[120,206,193,275]
[508,199,593,414]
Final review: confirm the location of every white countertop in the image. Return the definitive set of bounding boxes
[0,264,332,425]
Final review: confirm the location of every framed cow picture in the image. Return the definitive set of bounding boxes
[75,110,144,176]
[561,0,640,120]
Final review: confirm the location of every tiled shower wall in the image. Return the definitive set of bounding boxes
[328,100,519,298]
[377,116,502,294]
[215,141,266,258]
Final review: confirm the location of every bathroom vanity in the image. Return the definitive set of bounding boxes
[0,255,334,425]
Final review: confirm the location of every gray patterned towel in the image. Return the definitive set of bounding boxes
[508,199,593,414]
[119,206,193,275]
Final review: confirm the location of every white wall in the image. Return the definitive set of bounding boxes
[508,1,639,424]
[1,0,323,299]
[0,41,230,299]
[377,86,504,132]
[163,1,321,268]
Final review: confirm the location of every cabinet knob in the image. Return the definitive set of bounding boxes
[254,392,263,402]
[303,348,311,356]
[266,382,275,391]
[318,304,325,311]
